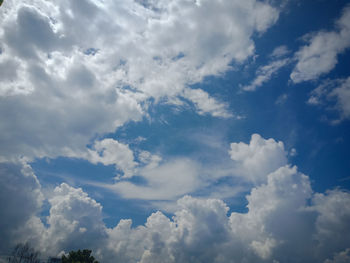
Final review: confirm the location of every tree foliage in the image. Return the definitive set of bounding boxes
[61,249,99,263]
[8,243,40,263]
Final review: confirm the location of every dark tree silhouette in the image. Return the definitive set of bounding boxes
[8,243,40,263]
[61,249,99,263]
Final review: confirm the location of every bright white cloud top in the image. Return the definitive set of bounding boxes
[1,159,350,262]
[1,0,350,262]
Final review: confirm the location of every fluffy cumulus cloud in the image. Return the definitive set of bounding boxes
[291,5,350,83]
[229,134,288,183]
[38,183,108,257]
[311,190,350,260]
[308,77,350,124]
[2,161,350,263]
[0,160,107,257]
[84,138,137,178]
[0,0,279,162]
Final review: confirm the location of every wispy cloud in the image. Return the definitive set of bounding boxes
[240,45,291,92]
[291,5,350,83]
[308,77,350,124]
[241,58,290,91]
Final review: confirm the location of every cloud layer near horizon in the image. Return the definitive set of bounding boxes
[1,157,350,263]
[1,133,350,263]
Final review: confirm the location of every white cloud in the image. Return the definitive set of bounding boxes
[241,44,291,92]
[40,183,107,256]
[99,133,291,202]
[80,141,201,201]
[330,77,350,121]
[241,58,290,91]
[111,158,201,200]
[0,137,344,263]
[275,93,288,105]
[229,134,288,183]
[0,160,106,257]
[308,77,350,124]
[291,5,350,83]
[311,190,350,259]
[91,133,289,201]
[1,1,349,261]
[270,45,290,58]
[182,88,232,118]
[2,160,350,263]
[229,165,313,261]
[84,139,137,179]
[101,166,350,262]
[0,0,279,162]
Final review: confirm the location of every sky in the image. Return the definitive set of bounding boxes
[1,0,350,262]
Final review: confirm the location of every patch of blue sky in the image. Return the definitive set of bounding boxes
[84,47,99,56]
[172,52,185,61]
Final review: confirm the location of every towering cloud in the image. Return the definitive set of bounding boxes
[1,140,349,263]
[229,134,288,183]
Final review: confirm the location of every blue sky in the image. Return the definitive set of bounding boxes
[1,0,350,262]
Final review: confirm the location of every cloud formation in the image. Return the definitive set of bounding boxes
[291,5,350,83]
[308,77,350,124]
[84,139,137,178]
[229,134,288,183]
[1,1,349,263]
[0,161,43,253]
[89,134,289,201]
[111,158,200,200]
[241,46,291,92]
[0,0,279,162]
[1,160,350,263]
